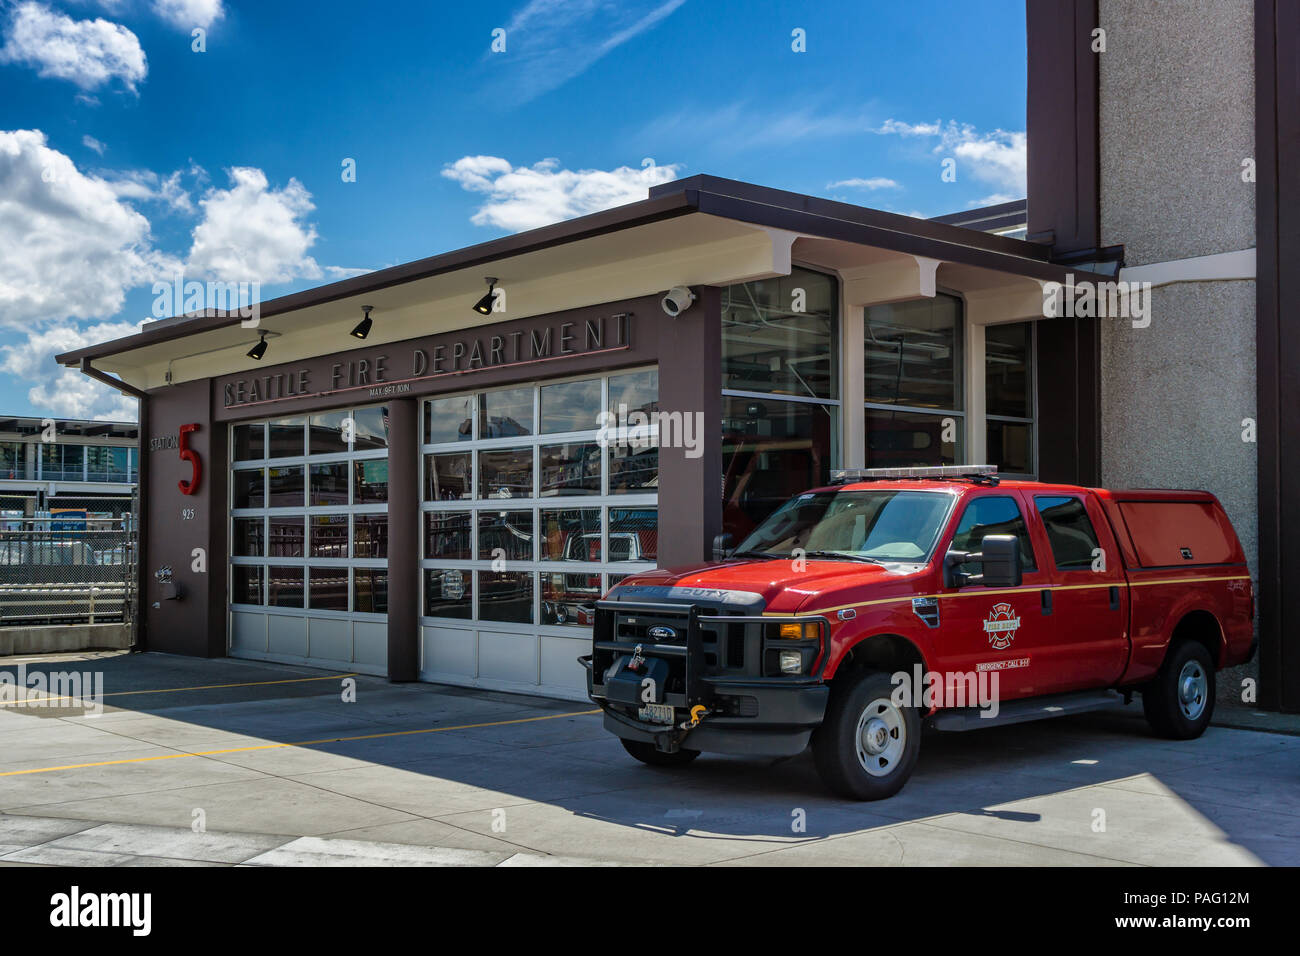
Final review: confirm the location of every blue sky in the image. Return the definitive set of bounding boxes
[0,0,1026,420]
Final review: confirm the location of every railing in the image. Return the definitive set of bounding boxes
[0,519,136,626]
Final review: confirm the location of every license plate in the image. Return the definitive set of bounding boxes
[638,702,674,725]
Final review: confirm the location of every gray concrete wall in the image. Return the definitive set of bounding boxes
[1098,0,1255,266]
[0,623,133,656]
[1097,0,1257,701]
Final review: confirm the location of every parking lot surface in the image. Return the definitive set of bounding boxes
[0,651,1295,866]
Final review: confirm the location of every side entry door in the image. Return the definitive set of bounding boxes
[938,493,1052,701]
[1030,493,1130,690]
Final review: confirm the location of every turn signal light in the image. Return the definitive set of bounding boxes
[777,622,818,640]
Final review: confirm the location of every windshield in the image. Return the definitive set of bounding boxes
[735,490,953,563]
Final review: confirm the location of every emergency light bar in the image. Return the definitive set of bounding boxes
[832,464,998,482]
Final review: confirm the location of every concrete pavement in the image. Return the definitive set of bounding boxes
[0,651,1295,866]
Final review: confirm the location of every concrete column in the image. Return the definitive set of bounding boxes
[385,397,420,681]
[841,303,865,468]
[656,286,722,565]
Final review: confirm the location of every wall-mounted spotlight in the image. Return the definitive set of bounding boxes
[351,305,374,340]
[247,332,269,361]
[661,285,696,317]
[473,277,499,315]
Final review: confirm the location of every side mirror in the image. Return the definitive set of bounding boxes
[943,534,1021,588]
[976,534,1022,588]
[712,533,734,562]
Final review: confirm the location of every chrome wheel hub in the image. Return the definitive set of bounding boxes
[1177,660,1207,720]
[855,698,906,777]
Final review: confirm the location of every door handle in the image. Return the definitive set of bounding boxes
[1040,589,1053,615]
[1109,585,1120,611]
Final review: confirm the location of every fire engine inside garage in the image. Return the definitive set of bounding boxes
[57,176,1105,701]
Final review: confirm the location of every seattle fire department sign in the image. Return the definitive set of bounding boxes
[983,602,1021,650]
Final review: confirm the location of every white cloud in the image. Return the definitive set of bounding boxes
[641,101,874,156]
[496,0,686,101]
[875,118,1027,204]
[81,133,105,154]
[1,320,142,420]
[442,156,682,232]
[0,2,146,91]
[0,129,178,328]
[151,0,223,31]
[106,168,193,213]
[874,119,941,137]
[828,177,899,190]
[185,167,323,284]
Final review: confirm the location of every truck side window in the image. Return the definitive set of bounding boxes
[1034,495,1102,571]
[950,496,1037,572]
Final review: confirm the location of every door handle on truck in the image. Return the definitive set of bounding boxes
[1109,586,1120,610]
[1041,589,1052,615]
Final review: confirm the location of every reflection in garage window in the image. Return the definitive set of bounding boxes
[267,566,304,608]
[478,510,533,561]
[308,566,348,610]
[425,452,472,500]
[540,508,601,561]
[354,568,388,613]
[354,459,388,503]
[478,570,534,624]
[268,516,305,557]
[310,514,348,558]
[609,508,657,562]
[353,515,388,558]
[478,447,532,499]
[232,565,263,605]
[540,442,600,495]
[425,512,471,559]
[424,568,472,619]
[608,444,657,494]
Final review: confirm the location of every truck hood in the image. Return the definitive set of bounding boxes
[607,558,926,615]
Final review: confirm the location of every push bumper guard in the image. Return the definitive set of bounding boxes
[579,599,830,757]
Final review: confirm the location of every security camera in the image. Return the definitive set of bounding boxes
[661,286,696,317]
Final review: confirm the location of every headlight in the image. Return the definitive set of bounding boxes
[777,650,804,674]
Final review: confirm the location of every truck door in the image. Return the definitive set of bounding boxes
[938,493,1052,701]
[1029,493,1130,690]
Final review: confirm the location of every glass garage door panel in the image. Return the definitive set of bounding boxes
[229,406,390,671]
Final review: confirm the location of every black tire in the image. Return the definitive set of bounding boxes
[1142,641,1215,739]
[813,670,920,800]
[620,737,701,767]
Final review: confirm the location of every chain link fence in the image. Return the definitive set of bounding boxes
[0,504,136,626]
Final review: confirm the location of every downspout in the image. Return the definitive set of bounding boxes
[78,358,149,652]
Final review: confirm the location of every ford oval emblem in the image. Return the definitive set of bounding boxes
[647,625,676,640]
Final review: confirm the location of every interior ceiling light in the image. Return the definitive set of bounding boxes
[351,304,374,340]
[246,332,269,361]
[473,277,498,315]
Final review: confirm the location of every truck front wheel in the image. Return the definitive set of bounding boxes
[813,670,920,800]
[1142,641,1215,739]
[620,738,700,767]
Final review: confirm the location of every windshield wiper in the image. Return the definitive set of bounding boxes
[801,550,884,564]
[730,550,780,560]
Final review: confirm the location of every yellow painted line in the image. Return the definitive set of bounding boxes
[0,672,359,708]
[0,709,602,777]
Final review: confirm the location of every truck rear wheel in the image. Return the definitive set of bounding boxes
[1142,641,1215,739]
[620,738,700,767]
[813,670,920,800]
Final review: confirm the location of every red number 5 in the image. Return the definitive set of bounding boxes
[178,423,202,495]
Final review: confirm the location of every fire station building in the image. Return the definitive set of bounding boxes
[55,2,1300,712]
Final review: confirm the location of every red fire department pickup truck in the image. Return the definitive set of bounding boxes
[581,466,1255,800]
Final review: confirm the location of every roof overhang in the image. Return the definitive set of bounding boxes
[57,176,1074,392]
